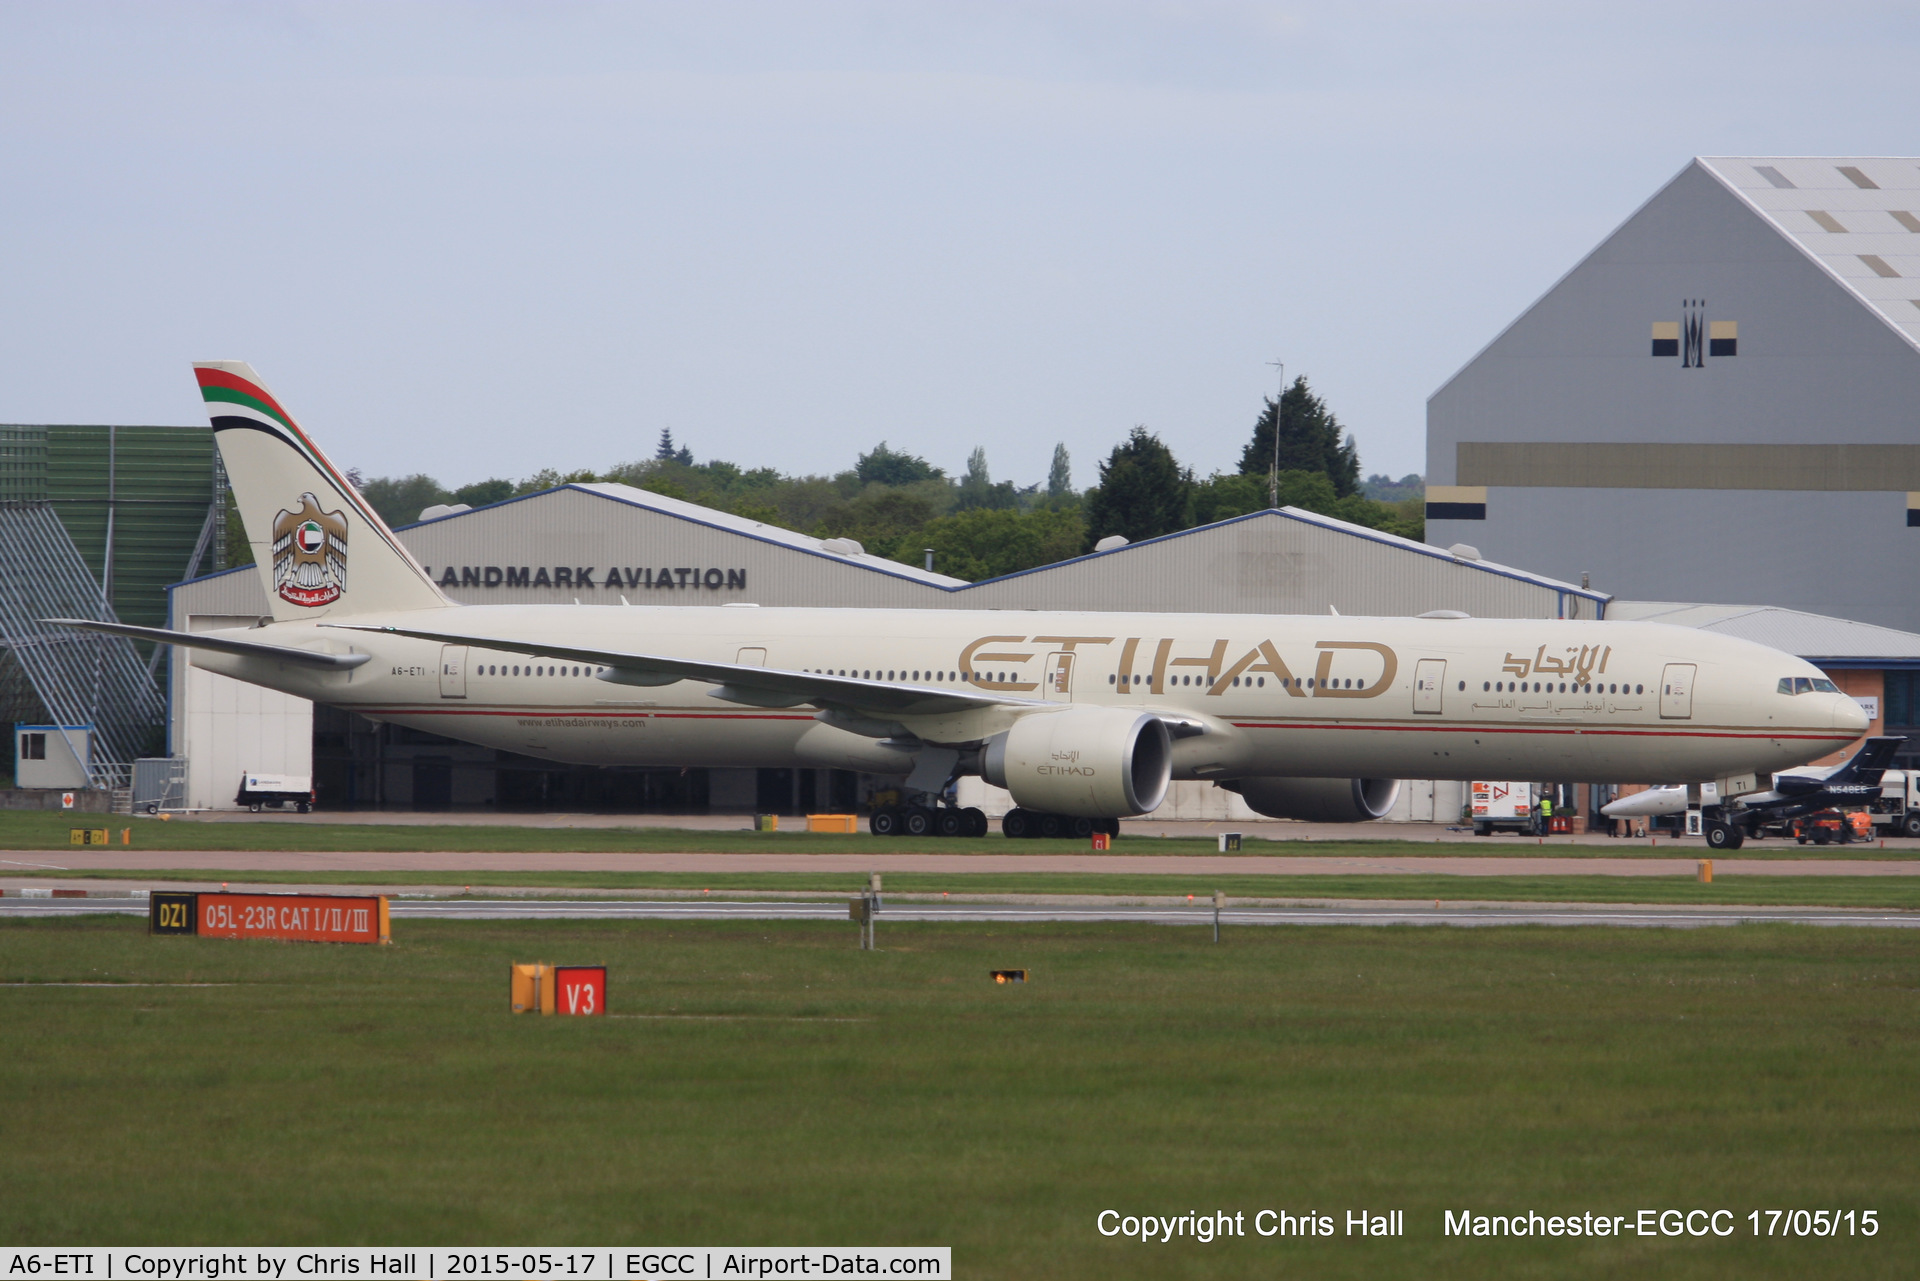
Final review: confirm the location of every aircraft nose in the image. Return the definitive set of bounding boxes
[1833,696,1869,733]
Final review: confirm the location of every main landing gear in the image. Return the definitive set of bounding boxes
[869,805,989,838]
[1000,809,1121,840]
[1703,809,1748,851]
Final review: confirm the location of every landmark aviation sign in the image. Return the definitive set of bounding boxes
[423,565,749,591]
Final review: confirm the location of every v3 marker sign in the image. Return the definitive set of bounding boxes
[553,966,607,1016]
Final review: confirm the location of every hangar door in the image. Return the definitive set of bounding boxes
[1412,659,1446,713]
[1660,663,1695,719]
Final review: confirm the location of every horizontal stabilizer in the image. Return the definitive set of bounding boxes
[1778,735,1904,794]
[47,619,372,670]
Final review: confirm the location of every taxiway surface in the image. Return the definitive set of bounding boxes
[4,897,1913,929]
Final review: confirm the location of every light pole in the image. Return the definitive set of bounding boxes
[1265,358,1285,509]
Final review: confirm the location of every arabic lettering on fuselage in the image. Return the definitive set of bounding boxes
[1501,644,1611,684]
[958,634,1401,698]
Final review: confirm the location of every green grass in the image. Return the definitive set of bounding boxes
[18,866,1920,908]
[0,917,1915,1278]
[5,809,1914,858]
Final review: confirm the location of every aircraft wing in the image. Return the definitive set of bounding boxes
[46,619,373,671]
[323,622,1043,717]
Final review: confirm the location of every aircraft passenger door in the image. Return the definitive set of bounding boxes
[1660,663,1696,719]
[438,646,467,699]
[1043,651,1075,702]
[1412,658,1446,714]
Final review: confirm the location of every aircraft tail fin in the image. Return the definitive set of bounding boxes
[1825,735,1904,788]
[194,362,449,622]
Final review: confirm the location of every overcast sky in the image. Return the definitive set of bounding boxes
[1,2,1914,491]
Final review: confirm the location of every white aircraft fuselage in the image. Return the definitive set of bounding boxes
[188,603,1864,786]
[66,361,1866,822]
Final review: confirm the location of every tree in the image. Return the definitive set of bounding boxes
[655,428,677,461]
[452,478,515,508]
[1047,443,1073,498]
[515,467,600,496]
[855,441,945,487]
[815,487,940,552]
[1081,426,1192,549]
[901,507,1088,581]
[358,473,452,526]
[955,446,1018,511]
[1238,375,1361,498]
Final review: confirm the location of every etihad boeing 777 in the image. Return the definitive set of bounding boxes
[57,363,1868,846]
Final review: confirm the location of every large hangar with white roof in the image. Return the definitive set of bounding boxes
[167,483,1603,814]
[1426,155,1920,633]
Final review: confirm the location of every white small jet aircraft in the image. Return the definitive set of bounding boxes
[58,363,1867,839]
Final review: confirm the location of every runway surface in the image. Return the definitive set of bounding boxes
[4,896,1913,929]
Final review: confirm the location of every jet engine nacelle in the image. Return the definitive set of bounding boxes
[1224,776,1400,823]
[981,707,1172,817]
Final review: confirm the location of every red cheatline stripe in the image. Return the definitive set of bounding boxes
[194,367,300,427]
[355,707,815,721]
[1230,720,1849,742]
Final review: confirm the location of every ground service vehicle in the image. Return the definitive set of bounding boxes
[235,772,315,813]
[1471,781,1539,836]
[1863,768,1920,838]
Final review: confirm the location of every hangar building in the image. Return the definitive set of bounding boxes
[1426,156,1920,633]
[166,484,1601,813]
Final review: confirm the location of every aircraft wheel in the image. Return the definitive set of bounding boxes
[1002,809,1032,839]
[935,809,964,837]
[1038,813,1063,838]
[1705,821,1742,851]
[1069,816,1094,839]
[964,807,989,837]
[1901,812,1920,839]
[1102,817,1121,837]
[903,807,933,837]
[870,808,901,836]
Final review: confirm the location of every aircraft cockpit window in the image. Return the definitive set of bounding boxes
[1812,678,1839,693]
[1793,677,1814,694]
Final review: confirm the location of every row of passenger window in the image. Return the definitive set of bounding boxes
[1109,674,1353,690]
[807,669,971,682]
[478,663,593,677]
[1481,680,1644,695]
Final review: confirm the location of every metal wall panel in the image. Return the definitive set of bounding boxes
[397,488,953,610]
[1427,159,1920,632]
[35,425,218,630]
[955,511,1584,619]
